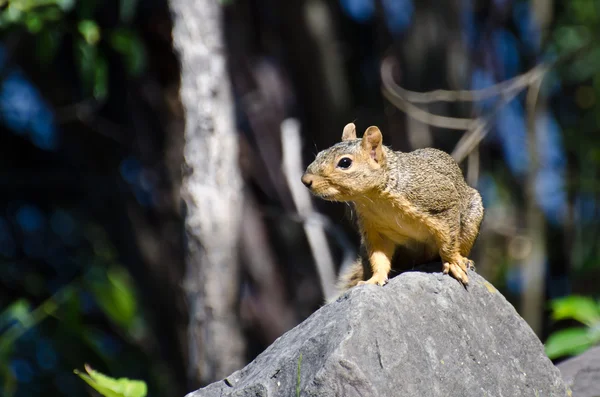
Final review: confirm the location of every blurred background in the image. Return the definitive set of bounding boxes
[1,0,600,396]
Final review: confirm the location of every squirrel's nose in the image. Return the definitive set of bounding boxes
[301,174,313,188]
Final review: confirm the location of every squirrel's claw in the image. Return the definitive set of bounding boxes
[442,261,469,286]
[358,274,388,287]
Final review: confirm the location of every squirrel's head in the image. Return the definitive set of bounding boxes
[301,123,387,202]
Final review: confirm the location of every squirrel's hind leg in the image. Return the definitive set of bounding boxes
[425,209,472,286]
[459,188,484,259]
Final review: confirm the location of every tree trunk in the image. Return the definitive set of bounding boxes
[169,0,245,387]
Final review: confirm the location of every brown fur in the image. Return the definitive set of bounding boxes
[301,123,484,300]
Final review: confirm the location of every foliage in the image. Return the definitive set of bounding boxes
[0,0,146,101]
[1,0,600,395]
[75,364,147,397]
[545,296,600,359]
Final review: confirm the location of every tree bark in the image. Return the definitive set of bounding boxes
[169,0,245,387]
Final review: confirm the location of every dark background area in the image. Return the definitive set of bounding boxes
[1,0,600,396]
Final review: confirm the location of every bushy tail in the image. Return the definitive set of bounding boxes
[459,187,484,257]
[326,257,365,303]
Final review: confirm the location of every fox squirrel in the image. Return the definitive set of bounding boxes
[301,123,484,294]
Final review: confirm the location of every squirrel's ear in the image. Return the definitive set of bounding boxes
[341,123,357,141]
[361,126,384,163]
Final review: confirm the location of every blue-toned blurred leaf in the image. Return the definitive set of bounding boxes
[512,2,541,53]
[381,0,413,35]
[492,29,521,79]
[550,295,600,327]
[339,0,374,23]
[15,204,45,233]
[545,327,593,359]
[494,99,528,176]
[75,364,147,397]
[110,29,146,76]
[534,112,567,226]
[78,20,101,45]
[9,359,33,383]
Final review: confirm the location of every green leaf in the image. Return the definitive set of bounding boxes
[550,295,600,327]
[569,0,599,24]
[568,48,600,82]
[94,56,108,99]
[109,29,146,76]
[75,39,108,99]
[90,266,138,331]
[4,5,24,23]
[545,327,593,359]
[554,25,590,54]
[25,14,43,33]
[0,299,31,330]
[78,19,101,45]
[74,364,147,397]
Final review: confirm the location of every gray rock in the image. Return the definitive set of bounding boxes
[187,265,570,397]
[557,345,600,397]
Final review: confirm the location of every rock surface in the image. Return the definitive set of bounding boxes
[557,345,600,397]
[187,265,569,397]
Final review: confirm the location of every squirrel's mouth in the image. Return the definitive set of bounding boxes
[314,192,338,201]
[310,187,349,202]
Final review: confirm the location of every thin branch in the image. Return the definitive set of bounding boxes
[280,118,337,301]
[381,87,475,130]
[381,57,546,104]
[450,76,536,163]
[381,43,596,163]
[467,148,480,188]
[521,72,546,336]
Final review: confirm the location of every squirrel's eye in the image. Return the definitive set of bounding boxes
[337,157,353,169]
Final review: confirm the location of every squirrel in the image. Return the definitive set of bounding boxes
[301,123,484,294]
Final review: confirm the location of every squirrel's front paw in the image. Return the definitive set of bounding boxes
[357,274,388,286]
[442,258,470,286]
